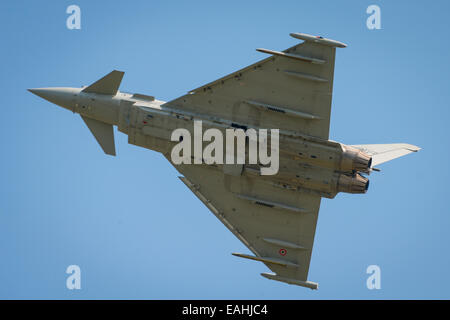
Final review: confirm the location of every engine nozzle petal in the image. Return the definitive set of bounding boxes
[339,145,372,172]
[337,173,369,194]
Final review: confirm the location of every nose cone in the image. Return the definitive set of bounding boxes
[28,87,76,111]
[28,88,51,100]
[28,88,62,103]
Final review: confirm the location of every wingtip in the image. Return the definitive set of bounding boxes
[260,272,319,290]
[289,32,347,48]
[404,144,421,152]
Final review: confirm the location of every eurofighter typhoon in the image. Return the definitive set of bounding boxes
[29,33,420,289]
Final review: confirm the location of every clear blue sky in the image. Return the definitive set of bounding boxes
[1,0,449,299]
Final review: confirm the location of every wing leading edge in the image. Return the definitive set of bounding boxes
[162,33,346,140]
[175,161,322,289]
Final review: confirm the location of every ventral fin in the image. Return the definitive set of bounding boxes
[81,116,116,156]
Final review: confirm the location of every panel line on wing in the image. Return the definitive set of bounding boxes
[283,70,328,82]
[235,193,309,214]
[232,253,299,268]
[256,48,326,64]
[244,100,320,120]
[262,238,308,250]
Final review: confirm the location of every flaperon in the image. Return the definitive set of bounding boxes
[29,32,420,289]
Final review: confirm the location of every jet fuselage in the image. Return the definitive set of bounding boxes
[29,86,370,199]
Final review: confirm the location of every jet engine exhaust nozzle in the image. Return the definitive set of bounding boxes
[337,173,369,194]
[340,145,372,173]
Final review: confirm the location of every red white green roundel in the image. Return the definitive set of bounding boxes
[279,248,287,256]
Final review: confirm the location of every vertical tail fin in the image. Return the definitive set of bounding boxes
[350,143,420,167]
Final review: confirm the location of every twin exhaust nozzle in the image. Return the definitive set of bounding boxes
[337,145,371,194]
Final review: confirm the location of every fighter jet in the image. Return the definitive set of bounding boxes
[29,33,420,289]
